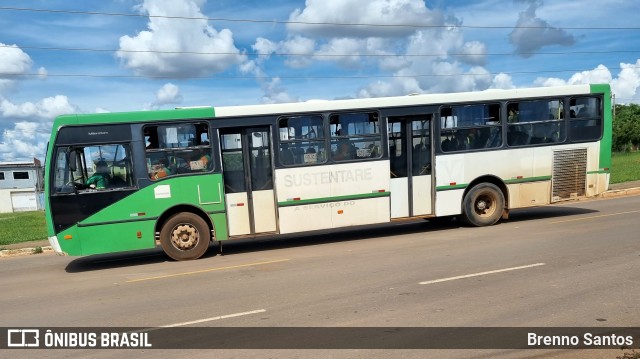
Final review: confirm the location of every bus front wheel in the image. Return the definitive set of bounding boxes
[461,183,504,227]
[160,213,211,260]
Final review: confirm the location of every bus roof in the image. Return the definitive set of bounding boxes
[214,84,601,118]
[52,84,607,126]
[53,107,215,127]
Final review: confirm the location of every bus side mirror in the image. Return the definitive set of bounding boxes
[68,151,77,172]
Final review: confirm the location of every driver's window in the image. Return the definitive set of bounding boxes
[51,144,134,194]
[53,148,73,194]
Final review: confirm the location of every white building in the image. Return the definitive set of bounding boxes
[0,159,44,213]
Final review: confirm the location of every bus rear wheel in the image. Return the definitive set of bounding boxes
[160,213,211,260]
[461,183,504,227]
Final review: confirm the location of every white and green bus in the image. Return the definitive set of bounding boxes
[45,84,612,260]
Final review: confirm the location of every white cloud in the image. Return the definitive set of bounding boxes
[491,73,516,89]
[154,83,183,106]
[239,59,263,78]
[533,60,640,103]
[0,121,51,162]
[357,76,422,98]
[287,0,444,38]
[611,60,640,103]
[0,43,44,95]
[533,77,569,88]
[431,64,492,93]
[355,25,493,97]
[0,95,77,120]
[0,43,33,76]
[0,95,77,161]
[261,77,298,104]
[253,37,279,59]
[509,0,575,57]
[117,0,246,78]
[459,41,487,66]
[281,36,316,68]
[246,36,316,102]
[251,36,317,68]
[37,67,48,79]
[316,38,366,68]
[533,64,612,87]
[246,0,494,98]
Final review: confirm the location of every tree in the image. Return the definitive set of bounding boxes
[613,104,640,152]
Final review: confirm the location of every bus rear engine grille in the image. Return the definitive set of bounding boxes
[552,148,587,201]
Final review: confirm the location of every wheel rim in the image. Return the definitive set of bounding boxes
[170,223,199,251]
[474,192,496,218]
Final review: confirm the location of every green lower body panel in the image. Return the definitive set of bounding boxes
[75,220,156,256]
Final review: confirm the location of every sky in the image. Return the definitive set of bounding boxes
[0,0,639,162]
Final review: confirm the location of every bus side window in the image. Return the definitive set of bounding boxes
[144,123,212,180]
[278,115,326,166]
[329,111,382,162]
[569,97,602,142]
[507,99,565,147]
[440,103,502,152]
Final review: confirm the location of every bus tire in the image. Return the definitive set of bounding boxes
[160,212,211,261]
[461,183,505,227]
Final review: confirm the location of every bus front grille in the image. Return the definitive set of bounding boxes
[552,148,587,201]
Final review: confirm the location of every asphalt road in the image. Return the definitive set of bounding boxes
[1,194,639,359]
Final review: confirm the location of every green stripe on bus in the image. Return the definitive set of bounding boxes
[436,175,552,191]
[435,183,468,191]
[77,216,159,228]
[278,191,390,207]
[504,175,552,184]
[55,107,215,126]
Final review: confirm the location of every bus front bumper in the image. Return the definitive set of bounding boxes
[47,236,64,255]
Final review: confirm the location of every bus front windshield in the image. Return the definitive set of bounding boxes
[52,144,134,194]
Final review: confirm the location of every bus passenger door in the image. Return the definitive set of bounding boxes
[220,127,277,236]
[388,116,433,218]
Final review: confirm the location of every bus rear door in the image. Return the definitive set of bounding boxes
[388,115,434,218]
[220,127,277,236]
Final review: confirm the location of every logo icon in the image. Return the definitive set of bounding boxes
[7,329,40,347]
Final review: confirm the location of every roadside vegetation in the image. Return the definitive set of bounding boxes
[611,103,640,184]
[611,151,640,184]
[0,211,47,248]
[613,104,640,153]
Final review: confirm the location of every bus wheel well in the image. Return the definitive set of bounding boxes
[464,176,509,209]
[155,205,214,242]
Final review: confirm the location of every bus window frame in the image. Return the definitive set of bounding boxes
[329,110,383,162]
[505,98,567,148]
[438,102,503,153]
[277,114,327,167]
[568,95,603,143]
[143,122,213,180]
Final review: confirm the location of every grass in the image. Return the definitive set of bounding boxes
[611,151,640,184]
[1,152,639,248]
[0,211,47,247]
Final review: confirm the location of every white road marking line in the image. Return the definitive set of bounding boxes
[550,210,640,224]
[419,263,546,285]
[160,309,267,328]
[126,259,289,283]
[136,309,267,333]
